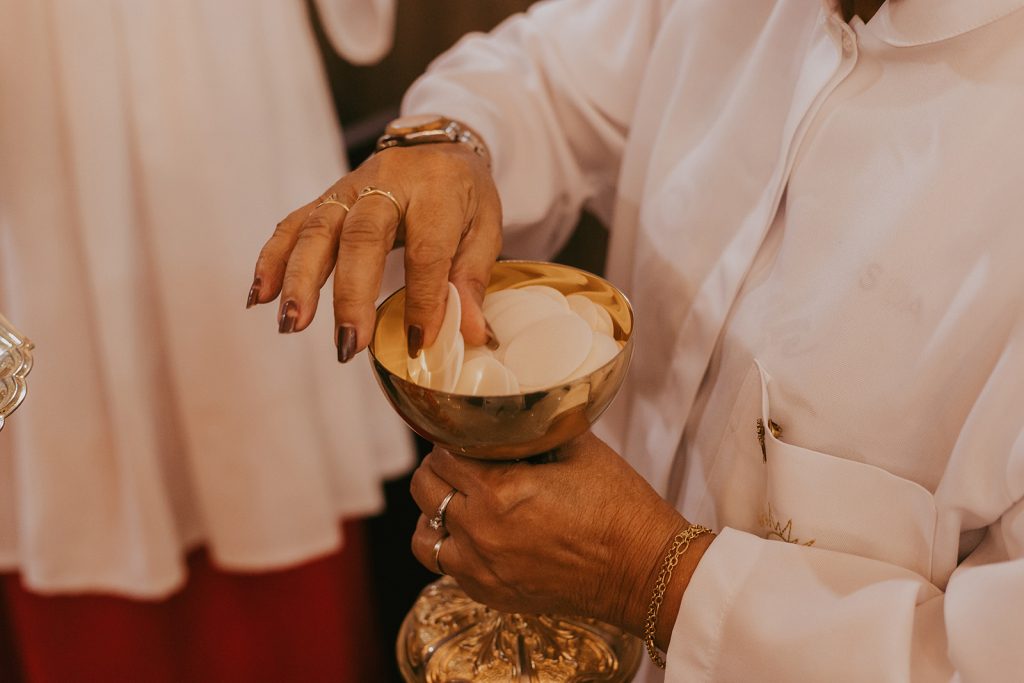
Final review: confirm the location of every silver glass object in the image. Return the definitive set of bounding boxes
[0,312,34,431]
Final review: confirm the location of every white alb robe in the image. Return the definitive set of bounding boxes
[404,0,1024,680]
[0,0,413,598]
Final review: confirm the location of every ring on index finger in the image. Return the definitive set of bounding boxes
[314,192,350,213]
[356,186,404,225]
[429,488,458,532]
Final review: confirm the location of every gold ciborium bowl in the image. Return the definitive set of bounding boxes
[370,261,642,683]
[368,260,634,460]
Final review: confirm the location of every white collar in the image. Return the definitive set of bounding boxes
[822,0,1024,46]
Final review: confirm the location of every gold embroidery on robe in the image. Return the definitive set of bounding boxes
[761,503,815,546]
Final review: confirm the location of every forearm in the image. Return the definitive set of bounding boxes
[401,0,664,257]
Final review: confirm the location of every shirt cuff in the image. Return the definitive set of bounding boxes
[664,527,762,679]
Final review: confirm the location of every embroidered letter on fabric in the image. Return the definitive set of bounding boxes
[761,503,815,547]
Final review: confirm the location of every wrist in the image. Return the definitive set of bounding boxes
[611,503,685,637]
[653,529,714,649]
[637,521,715,669]
[375,113,491,167]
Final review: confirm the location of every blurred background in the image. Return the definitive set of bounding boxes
[0,1,606,682]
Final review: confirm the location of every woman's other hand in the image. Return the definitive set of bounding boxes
[248,142,501,361]
[409,432,710,642]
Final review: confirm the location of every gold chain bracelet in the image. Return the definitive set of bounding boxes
[642,523,713,668]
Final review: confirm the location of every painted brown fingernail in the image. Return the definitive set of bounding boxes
[485,321,500,350]
[407,324,424,358]
[278,301,297,333]
[337,325,357,363]
[246,277,262,309]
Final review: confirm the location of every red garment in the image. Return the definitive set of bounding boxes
[0,521,383,683]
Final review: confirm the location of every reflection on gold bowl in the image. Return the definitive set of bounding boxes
[369,260,634,460]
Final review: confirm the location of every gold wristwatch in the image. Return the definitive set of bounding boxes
[375,114,490,166]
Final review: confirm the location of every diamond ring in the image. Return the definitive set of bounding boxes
[429,488,458,532]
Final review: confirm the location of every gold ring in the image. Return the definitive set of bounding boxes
[432,535,448,575]
[356,186,404,225]
[315,192,350,212]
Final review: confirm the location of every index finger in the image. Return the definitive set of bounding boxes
[425,447,521,497]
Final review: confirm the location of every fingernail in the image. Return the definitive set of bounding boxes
[337,325,357,363]
[485,321,500,350]
[407,324,424,358]
[246,277,262,309]
[278,301,297,333]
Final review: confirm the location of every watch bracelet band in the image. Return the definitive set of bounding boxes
[375,120,490,165]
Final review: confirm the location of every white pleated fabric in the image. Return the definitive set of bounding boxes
[0,0,413,598]
[404,0,1024,680]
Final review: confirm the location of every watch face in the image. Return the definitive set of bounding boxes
[387,113,449,136]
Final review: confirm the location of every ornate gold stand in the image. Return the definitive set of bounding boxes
[398,577,642,682]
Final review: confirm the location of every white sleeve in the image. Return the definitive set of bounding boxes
[667,511,1024,682]
[666,357,1024,681]
[402,0,665,259]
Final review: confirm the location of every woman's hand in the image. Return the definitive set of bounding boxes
[247,143,502,361]
[409,432,710,643]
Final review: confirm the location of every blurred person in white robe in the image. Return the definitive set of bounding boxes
[0,0,413,598]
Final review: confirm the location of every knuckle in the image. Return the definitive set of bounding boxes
[341,213,391,246]
[405,241,453,272]
[271,218,297,241]
[451,271,487,300]
[332,283,374,311]
[254,251,281,274]
[488,482,517,517]
[404,295,444,319]
[409,467,426,504]
[297,214,336,243]
[279,272,309,295]
[403,285,448,318]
